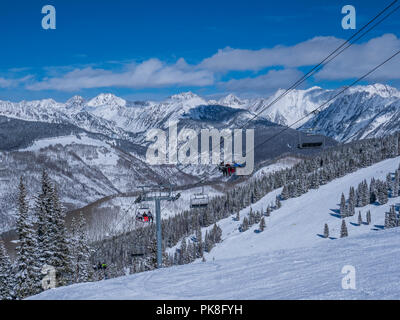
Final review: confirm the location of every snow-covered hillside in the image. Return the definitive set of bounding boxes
[303,84,400,142]
[30,156,400,299]
[29,228,400,300]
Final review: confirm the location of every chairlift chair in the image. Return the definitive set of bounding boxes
[297,128,325,149]
[190,186,209,209]
[135,204,152,223]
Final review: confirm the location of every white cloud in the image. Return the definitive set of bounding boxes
[16,34,400,93]
[27,59,214,91]
[0,75,32,88]
[200,36,343,72]
[220,68,304,94]
[200,34,400,82]
[314,34,400,81]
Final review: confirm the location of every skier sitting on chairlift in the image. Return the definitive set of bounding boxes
[142,212,148,222]
[148,211,154,223]
[218,161,245,176]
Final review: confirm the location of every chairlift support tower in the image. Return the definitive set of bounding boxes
[135,185,180,268]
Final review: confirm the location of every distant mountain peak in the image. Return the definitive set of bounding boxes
[218,94,246,108]
[66,95,86,108]
[348,83,400,99]
[170,91,200,101]
[87,93,126,107]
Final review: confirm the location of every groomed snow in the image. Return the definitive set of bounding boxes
[30,228,400,300]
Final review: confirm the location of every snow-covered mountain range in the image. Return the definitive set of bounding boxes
[302,84,400,142]
[1,83,399,144]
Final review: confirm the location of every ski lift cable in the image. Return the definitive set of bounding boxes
[249,49,400,152]
[239,0,400,131]
[161,1,400,190]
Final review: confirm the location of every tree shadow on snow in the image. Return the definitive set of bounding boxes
[373,224,385,230]
[329,210,341,219]
[350,222,361,227]
[317,234,337,240]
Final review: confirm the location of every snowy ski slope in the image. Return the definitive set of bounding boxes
[31,156,400,299]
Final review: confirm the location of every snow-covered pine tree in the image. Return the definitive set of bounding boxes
[366,210,371,225]
[275,197,281,209]
[340,220,348,238]
[259,217,266,232]
[348,187,355,216]
[70,214,91,283]
[195,228,203,258]
[340,193,347,218]
[358,211,362,226]
[15,177,41,299]
[362,180,369,206]
[50,186,73,286]
[204,231,214,253]
[35,170,54,268]
[370,179,377,204]
[389,205,398,228]
[248,207,255,225]
[281,184,289,200]
[385,211,391,229]
[240,217,249,232]
[211,224,222,243]
[265,206,271,217]
[0,240,15,300]
[386,173,393,193]
[323,223,329,238]
[393,171,399,197]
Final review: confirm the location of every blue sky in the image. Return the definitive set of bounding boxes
[0,0,399,102]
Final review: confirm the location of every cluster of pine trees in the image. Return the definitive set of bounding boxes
[239,207,267,233]
[385,205,400,229]
[324,162,400,240]
[168,224,222,265]
[0,171,91,300]
[338,170,400,219]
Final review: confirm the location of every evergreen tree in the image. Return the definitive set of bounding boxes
[388,205,398,228]
[323,223,329,238]
[15,177,41,299]
[340,220,348,238]
[275,197,281,209]
[393,171,399,197]
[281,185,289,200]
[259,217,266,232]
[0,240,14,300]
[50,186,72,286]
[70,214,91,283]
[195,228,203,258]
[340,193,347,218]
[358,211,362,226]
[366,210,371,225]
[240,217,249,232]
